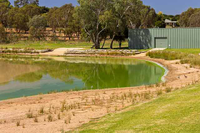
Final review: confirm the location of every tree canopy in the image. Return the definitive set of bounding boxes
[179,8,200,27]
[3,0,197,49]
[14,0,39,7]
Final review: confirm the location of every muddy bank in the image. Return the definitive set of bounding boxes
[0,56,199,133]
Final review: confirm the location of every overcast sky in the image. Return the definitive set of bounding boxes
[9,0,200,15]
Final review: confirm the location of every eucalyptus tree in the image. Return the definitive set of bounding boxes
[47,7,60,32]
[22,4,41,18]
[76,0,112,49]
[0,1,10,26]
[14,0,39,7]
[7,7,29,32]
[106,0,135,49]
[189,11,200,27]
[106,0,155,48]
[179,8,200,27]
[28,15,47,40]
[58,4,75,40]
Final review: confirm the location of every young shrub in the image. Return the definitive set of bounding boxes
[165,87,172,93]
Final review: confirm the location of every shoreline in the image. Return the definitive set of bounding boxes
[0,54,200,133]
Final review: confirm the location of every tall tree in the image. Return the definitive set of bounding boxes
[28,15,47,40]
[76,0,111,49]
[14,0,39,7]
[189,11,200,27]
[47,7,60,32]
[0,1,10,26]
[7,7,29,32]
[58,4,75,40]
[179,8,200,27]
[22,4,41,18]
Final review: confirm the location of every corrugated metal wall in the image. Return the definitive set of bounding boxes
[129,28,200,49]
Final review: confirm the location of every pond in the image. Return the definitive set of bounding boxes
[0,56,166,100]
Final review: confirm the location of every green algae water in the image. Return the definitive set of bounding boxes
[0,56,165,100]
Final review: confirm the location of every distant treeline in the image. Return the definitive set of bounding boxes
[0,0,198,49]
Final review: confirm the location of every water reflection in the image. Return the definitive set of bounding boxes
[0,56,165,100]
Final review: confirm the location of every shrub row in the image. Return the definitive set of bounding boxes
[147,50,200,66]
[147,51,187,60]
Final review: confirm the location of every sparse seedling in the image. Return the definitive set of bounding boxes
[72,112,75,116]
[16,121,20,127]
[48,115,53,122]
[39,107,44,114]
[57,113,61,120]
[34,117,38,123]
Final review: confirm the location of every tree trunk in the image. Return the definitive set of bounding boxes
[119,41,122,49]
[110,35,115,49]
[101,38,106,49]
[95,41,100,49]
[94,35,100,49]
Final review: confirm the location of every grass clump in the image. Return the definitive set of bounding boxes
[34,117,38,123]
[39,107,44,114]
[156,89,163,96]
[26,112,33,118]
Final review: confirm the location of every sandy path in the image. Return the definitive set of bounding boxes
[0,55,200,133]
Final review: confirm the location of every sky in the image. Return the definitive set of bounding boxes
[9,0,200,15]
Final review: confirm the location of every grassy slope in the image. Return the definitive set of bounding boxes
[75,84,200,133]
[0,40,128,50]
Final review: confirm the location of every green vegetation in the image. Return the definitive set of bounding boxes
[147,50,187,60]
[0,40,128,50]
[179,7,200,27]
[147,49,200,66]
[74,84,200,133]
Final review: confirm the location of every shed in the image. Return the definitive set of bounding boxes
[128,28,200,49]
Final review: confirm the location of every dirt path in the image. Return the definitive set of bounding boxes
[0,55,200,133]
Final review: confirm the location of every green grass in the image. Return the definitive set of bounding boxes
[165,49,200,55]
[73,84,200,133]
[0,40,128,50]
